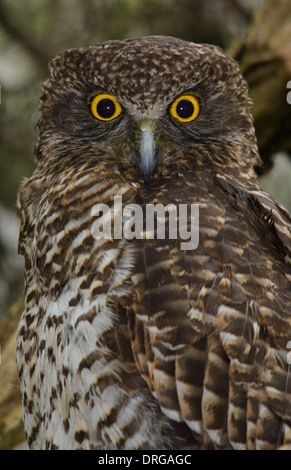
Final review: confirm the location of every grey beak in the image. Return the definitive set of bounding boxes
[138,129,157,183]
[131,122,162,184]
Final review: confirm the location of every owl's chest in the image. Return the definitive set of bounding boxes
[18,274,137,449]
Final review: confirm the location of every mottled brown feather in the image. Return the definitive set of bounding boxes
[16,36,291,450]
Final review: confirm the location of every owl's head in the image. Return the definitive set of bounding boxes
[36,36,260,183]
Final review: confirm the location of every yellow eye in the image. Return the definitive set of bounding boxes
[90,93,122,121]
[170,94,200,123]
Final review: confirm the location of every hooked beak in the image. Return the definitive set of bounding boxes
[131,121,162,184]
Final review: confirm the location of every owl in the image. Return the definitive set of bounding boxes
[16,36,291,450]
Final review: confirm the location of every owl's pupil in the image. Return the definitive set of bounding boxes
[97,99,116,118]
[176,99,194,119]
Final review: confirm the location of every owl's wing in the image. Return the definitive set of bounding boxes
[125,174,291,450]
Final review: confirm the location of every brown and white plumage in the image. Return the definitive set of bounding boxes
[16,36,291,450]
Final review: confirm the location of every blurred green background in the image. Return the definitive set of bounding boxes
[0,0,290,321]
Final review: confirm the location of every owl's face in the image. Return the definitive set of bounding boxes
[36,36,259,183]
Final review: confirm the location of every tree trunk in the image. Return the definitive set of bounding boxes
[230,0,291,172]
[0,299,26,449]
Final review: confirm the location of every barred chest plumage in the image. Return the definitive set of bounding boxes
[16,36,291,450]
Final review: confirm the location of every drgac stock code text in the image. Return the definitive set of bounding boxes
[96,453,192,467]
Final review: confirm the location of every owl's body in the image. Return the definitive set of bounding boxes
[16,36,291,450]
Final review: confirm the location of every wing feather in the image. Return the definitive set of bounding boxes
[128,174,291,449]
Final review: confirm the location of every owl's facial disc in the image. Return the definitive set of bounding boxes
[130,120,162,184]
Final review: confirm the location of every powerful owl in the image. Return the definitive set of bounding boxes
[16,36,291,450]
